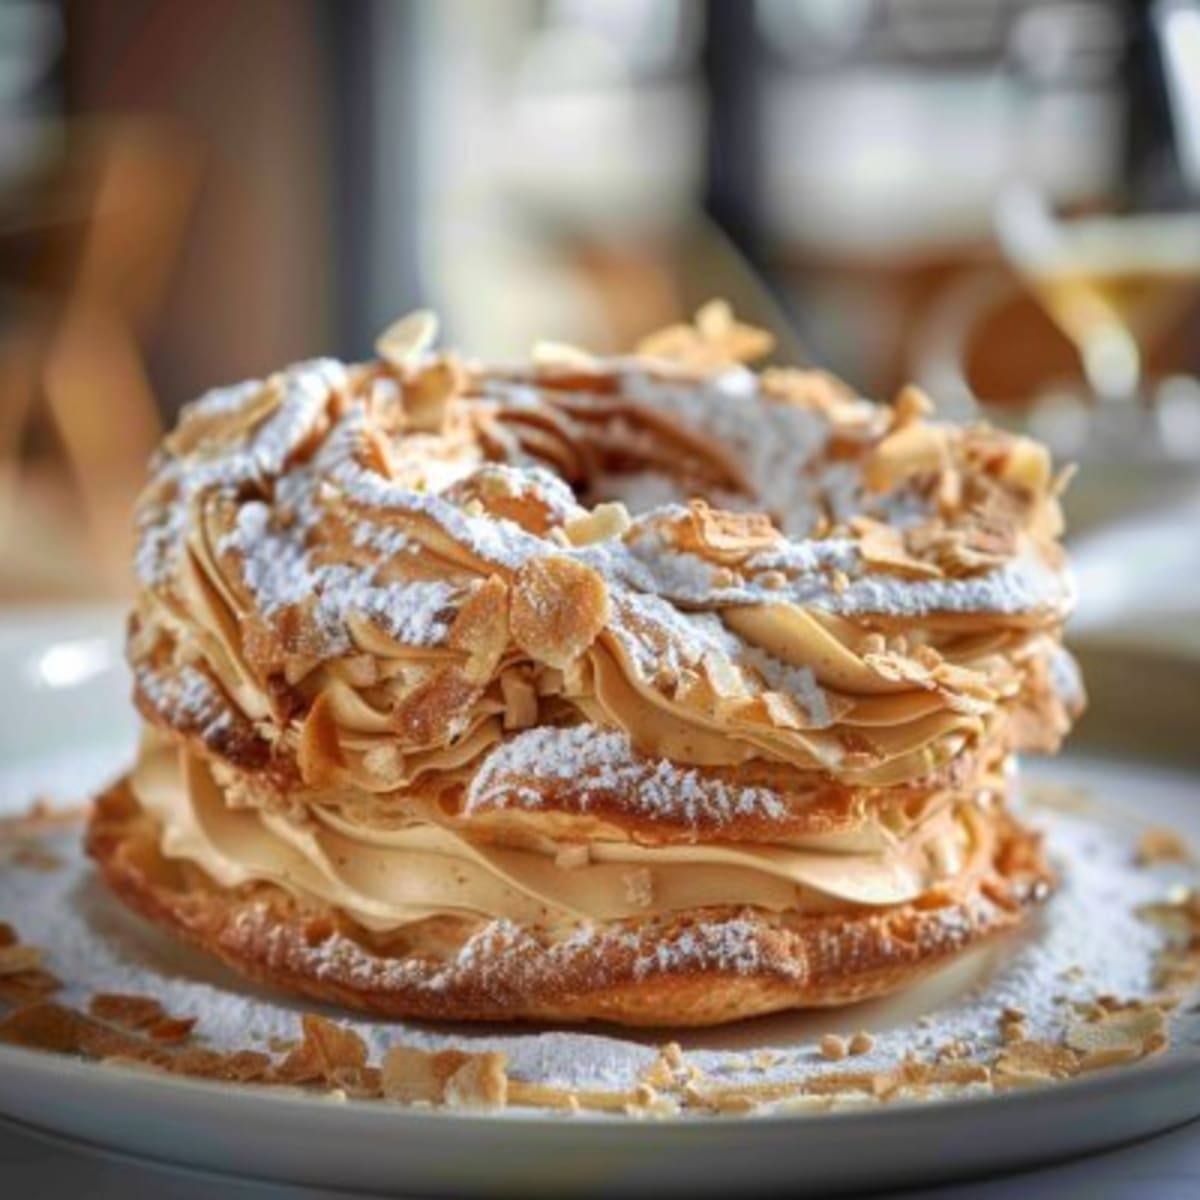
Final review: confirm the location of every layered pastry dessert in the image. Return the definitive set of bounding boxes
[88,303,1082,1026]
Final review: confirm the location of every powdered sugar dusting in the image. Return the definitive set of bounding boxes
[738,648,831,727]
[138,352,1072,692]
[466,725,789,827]
[135,664,233,742]
[3,751,1195,1102]
[136,359,345,588]
[619,368,929,540]
[621,369,835,537]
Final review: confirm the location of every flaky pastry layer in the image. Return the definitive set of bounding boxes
[88,777,1053,1025]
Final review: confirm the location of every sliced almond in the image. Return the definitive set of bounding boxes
[670,500,781,564]
[381,1044,507,1109]
[891,383,934,428]
[636,300,773,367]
[864,423,948,494]
[297,692,344,787]
[382,1044,464,1104]
[532,340,600,371]
[405,357,463,431]
[0,943,43,976]
[701,650,747,699]
[362,742,403,785]
[278,1015,369,1084]
[564,502,631,547]
[1135,827,1193,867]
[449,575,510,684]
[853,517,942,579]
[1065,1006,1166,1058]
[499,670,539,729]
[444,1052,509,1110]
[509,556,609,669]
[376,309,439,368]
[993,1040,1079,1086]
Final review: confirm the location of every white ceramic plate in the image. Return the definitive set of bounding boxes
[0,607,1197,1198]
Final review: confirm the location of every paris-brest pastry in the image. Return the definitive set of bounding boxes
[89,303,1081,1026]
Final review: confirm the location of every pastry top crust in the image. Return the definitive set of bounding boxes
[127,303,1079,845]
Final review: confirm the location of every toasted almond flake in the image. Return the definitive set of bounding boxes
[667,500,781,563]
[1065,1005,1167,1057]
[848,1031,875,1056]
[1077,1044,1143,1072]
[362,742,403,784]
[148,1016,198,1044]
[1000,437,1052,494]
[864,423,948,494]
[0,943,42,976]
[449,575,510,684]
[278,1015,368,1084]
[853,517,943,579]
[376,309,439,367]
[892,384,934,427]
[564,502,631,547]
[701,650,747,699]
[381,1045,448,1104]
[405,358,463,430]
[820,1034,848,1062]
[993,1040,1079,1085]
[89,993,168,1029]
[636,300,773,366]
[296,692,344,787]
[532,340,600,371]
[0,1001,166,1064]
[509,556,609,669]
[640,1051,677,1090]
[0,968,62,1005]
[382,1044,507,1109]
[760,691,804,730]
[499,670,539,729]
[1135,827,1193,867]
[444,1052,509,1110]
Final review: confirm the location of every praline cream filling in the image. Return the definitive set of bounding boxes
[132,731,981,935]
[150,502,1010,797]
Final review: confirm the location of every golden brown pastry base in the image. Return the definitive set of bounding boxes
[87,778,1054,1027]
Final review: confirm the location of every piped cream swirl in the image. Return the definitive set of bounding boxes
[132,730,983,933]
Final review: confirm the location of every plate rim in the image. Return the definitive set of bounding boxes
[1,1030,1198,1133]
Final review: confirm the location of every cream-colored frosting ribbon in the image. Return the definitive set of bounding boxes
[132,729,981,934]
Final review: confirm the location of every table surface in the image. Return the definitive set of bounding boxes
[2,1111,1199,1199]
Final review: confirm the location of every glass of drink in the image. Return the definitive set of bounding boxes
[996,185,1200,407]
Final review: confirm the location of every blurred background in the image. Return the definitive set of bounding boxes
[1,0,1199,639]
